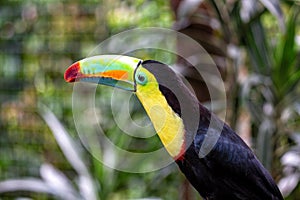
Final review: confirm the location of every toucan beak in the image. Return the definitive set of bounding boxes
[64,55,142,91]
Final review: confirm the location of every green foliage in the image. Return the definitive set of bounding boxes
[273,7,300,98]
[106,0,173,33]
[0,0,299,199]
[209,0,300,197]
[0,1,178,199]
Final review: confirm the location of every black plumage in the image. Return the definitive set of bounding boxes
[142,60,283,200]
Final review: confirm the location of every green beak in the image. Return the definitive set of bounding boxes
[64,55,142,91]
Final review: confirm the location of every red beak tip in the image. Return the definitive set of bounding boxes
[64,62,80,82]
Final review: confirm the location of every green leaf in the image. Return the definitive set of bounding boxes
[273,7,299,96]
[281,69,300,96]
[244,20,272,75]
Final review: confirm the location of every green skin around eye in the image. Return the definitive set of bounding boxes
[136,72,148,85]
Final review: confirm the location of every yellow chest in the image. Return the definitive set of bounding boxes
[136,85,185,158]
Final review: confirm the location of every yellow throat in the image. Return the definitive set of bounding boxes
[135,75,185,158]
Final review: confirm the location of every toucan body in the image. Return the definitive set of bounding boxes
[64,55,283,200]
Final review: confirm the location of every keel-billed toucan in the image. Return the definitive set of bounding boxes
[64,55,283,200]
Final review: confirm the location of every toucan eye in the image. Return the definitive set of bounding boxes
[135,71,148,85]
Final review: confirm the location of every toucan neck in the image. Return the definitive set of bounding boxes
[136,84,185,158]
[137,60,200,159]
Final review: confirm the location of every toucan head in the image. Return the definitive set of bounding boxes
[65,55,141,91]
[65,55,162,97]
[64,55,183,114]
[64,55,198,158]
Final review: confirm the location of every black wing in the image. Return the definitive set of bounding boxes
[176,109,283,200]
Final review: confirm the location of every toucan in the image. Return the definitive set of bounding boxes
[64,55,283,200]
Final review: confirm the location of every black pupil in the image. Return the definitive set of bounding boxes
[138,74,145,82]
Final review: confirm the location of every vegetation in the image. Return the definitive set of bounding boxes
[0,0,299,199]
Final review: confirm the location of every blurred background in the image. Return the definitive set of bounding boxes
[0,0,299,199]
